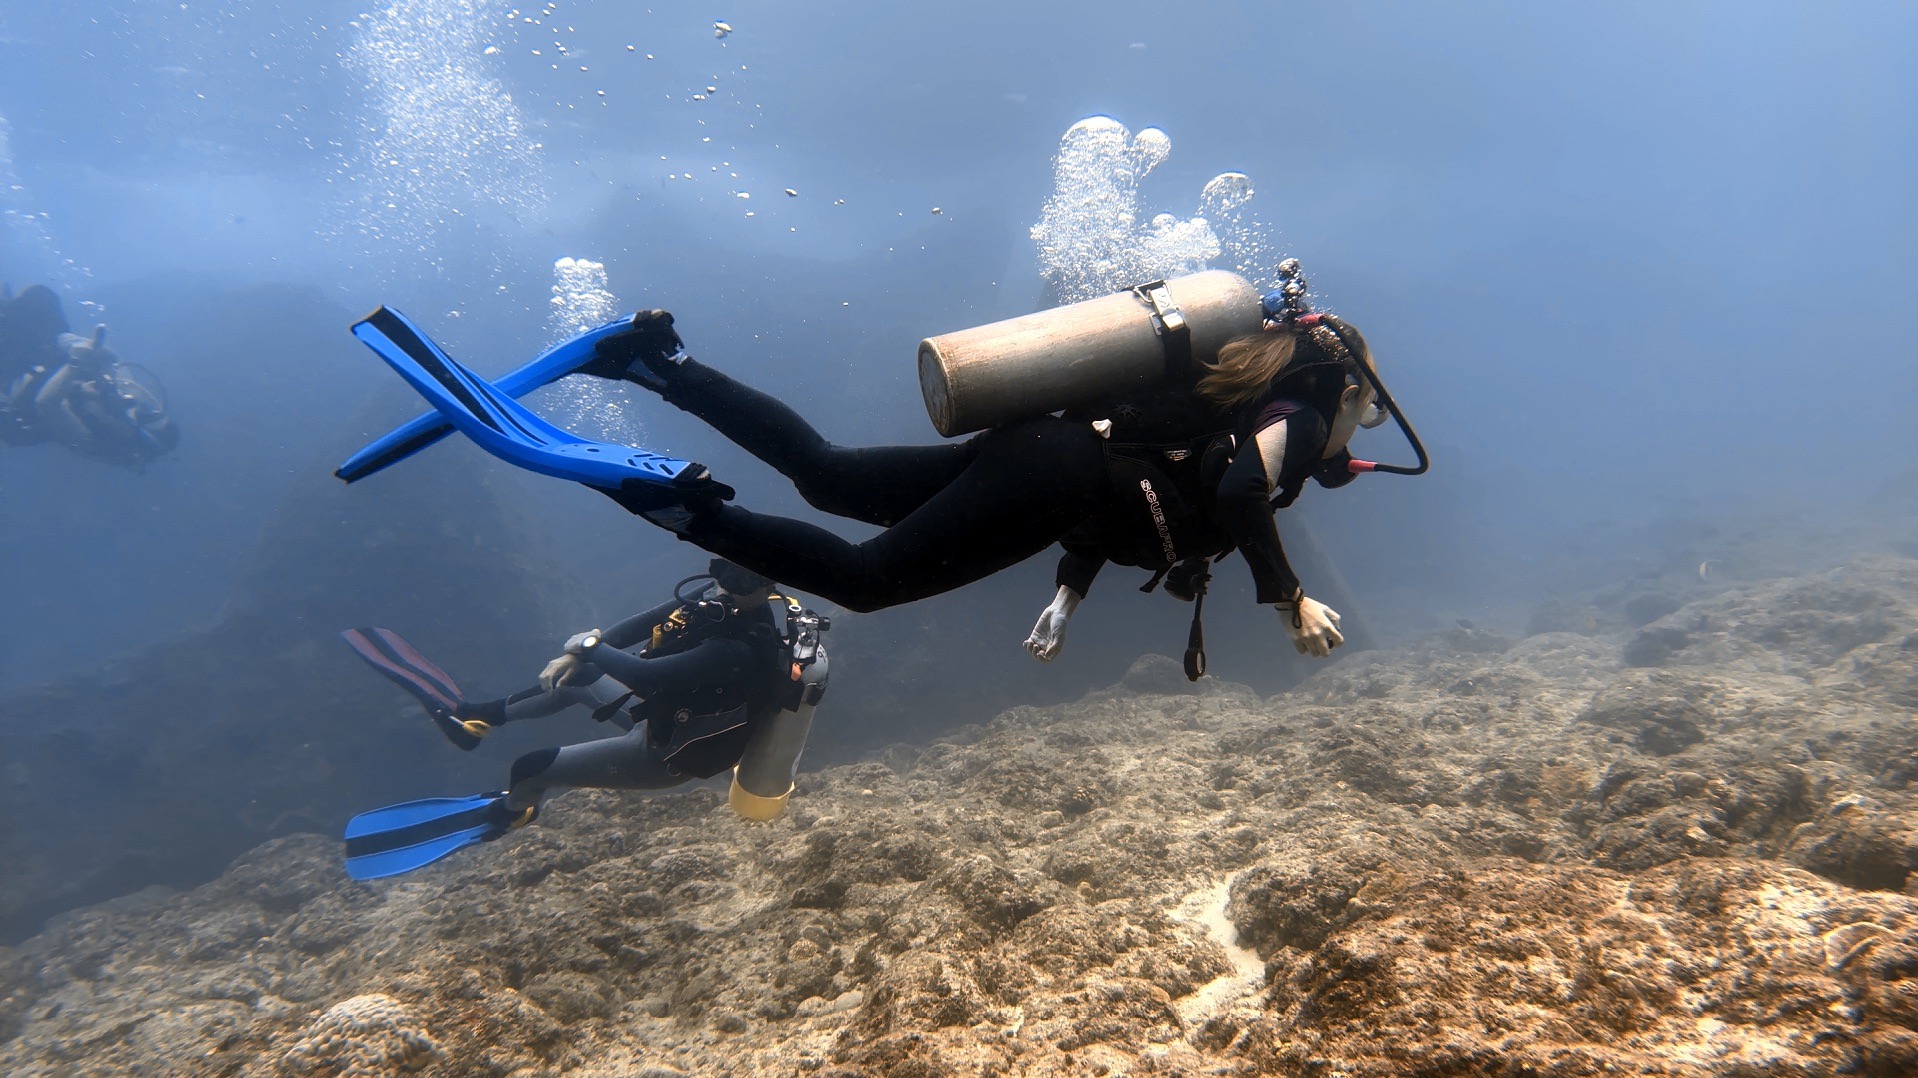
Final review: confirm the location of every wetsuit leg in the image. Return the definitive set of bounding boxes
[458,677,629,731]
[663,358,978,526]
[684,416,1111,611]
[508,677,625,718]
[503,726,686,810]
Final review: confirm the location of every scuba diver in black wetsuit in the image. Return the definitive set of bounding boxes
[337,260,1425,676]
[0,283,180,465]
[341,559,831,879]
[584,266,1395,667]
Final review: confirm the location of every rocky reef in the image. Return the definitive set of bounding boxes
[2,554,1916,1075]
[0,449,574,941]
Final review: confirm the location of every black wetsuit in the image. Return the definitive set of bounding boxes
[0,285,68,386]
[651,359,1337,612]
[503,596,792,808]
[0,287,177,463]
[0,286,71,445]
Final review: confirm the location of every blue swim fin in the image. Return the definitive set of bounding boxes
[336,314,641,483]
[340,308,718,496]
[343,792,526,880]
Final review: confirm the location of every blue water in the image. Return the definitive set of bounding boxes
[1,2,1915,923]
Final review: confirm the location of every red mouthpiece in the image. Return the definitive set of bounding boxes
[1348,459,1378,474]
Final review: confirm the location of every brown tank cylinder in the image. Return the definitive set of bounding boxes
[917,269,1264,437]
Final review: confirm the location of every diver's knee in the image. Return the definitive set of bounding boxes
[787,451,859,512]
[833,583,890,614]
[790,477,844,515]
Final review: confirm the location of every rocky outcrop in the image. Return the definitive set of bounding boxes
[2,554,1915,1075]
[0,452,570,941]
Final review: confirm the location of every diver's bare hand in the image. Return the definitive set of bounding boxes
[538,629,604,689]
[538,654,582,691]
[1023,585,1082,663]
[1277,596,1343,657]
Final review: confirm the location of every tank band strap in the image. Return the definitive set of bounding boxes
[1133,280,1195,385]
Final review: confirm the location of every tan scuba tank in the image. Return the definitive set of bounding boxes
[917,269,1264,437]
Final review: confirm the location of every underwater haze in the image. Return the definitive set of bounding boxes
[3,1,1918,1073]
[1,1,1913,680]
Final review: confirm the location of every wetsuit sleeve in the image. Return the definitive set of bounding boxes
[599,598,684,651]
[583,636,758,698]
[1216,422,1303,604]
[1055,548,1106,598]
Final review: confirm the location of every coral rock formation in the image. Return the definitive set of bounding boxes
[284,993,442,1075]
[2,554,1916,1076]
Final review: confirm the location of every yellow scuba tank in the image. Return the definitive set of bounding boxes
[916,269,1263,437]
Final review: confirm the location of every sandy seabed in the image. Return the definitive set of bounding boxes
[3,553,1916,1077]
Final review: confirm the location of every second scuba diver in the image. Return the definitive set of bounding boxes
[0,283,180,466]
[339,558,830,879]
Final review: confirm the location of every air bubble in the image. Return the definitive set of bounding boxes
[1031,117,1272,301]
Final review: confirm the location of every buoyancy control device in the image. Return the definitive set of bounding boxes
[917,269,1263,437]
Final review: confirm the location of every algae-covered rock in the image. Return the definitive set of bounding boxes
[283,994,441,1075]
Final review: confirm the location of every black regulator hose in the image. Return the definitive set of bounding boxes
[674,573,718,604]
[1322,319,1430,478]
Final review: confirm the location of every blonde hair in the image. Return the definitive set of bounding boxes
[1195,315,1374,410]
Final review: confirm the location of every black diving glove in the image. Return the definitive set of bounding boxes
[580,309,684,385]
